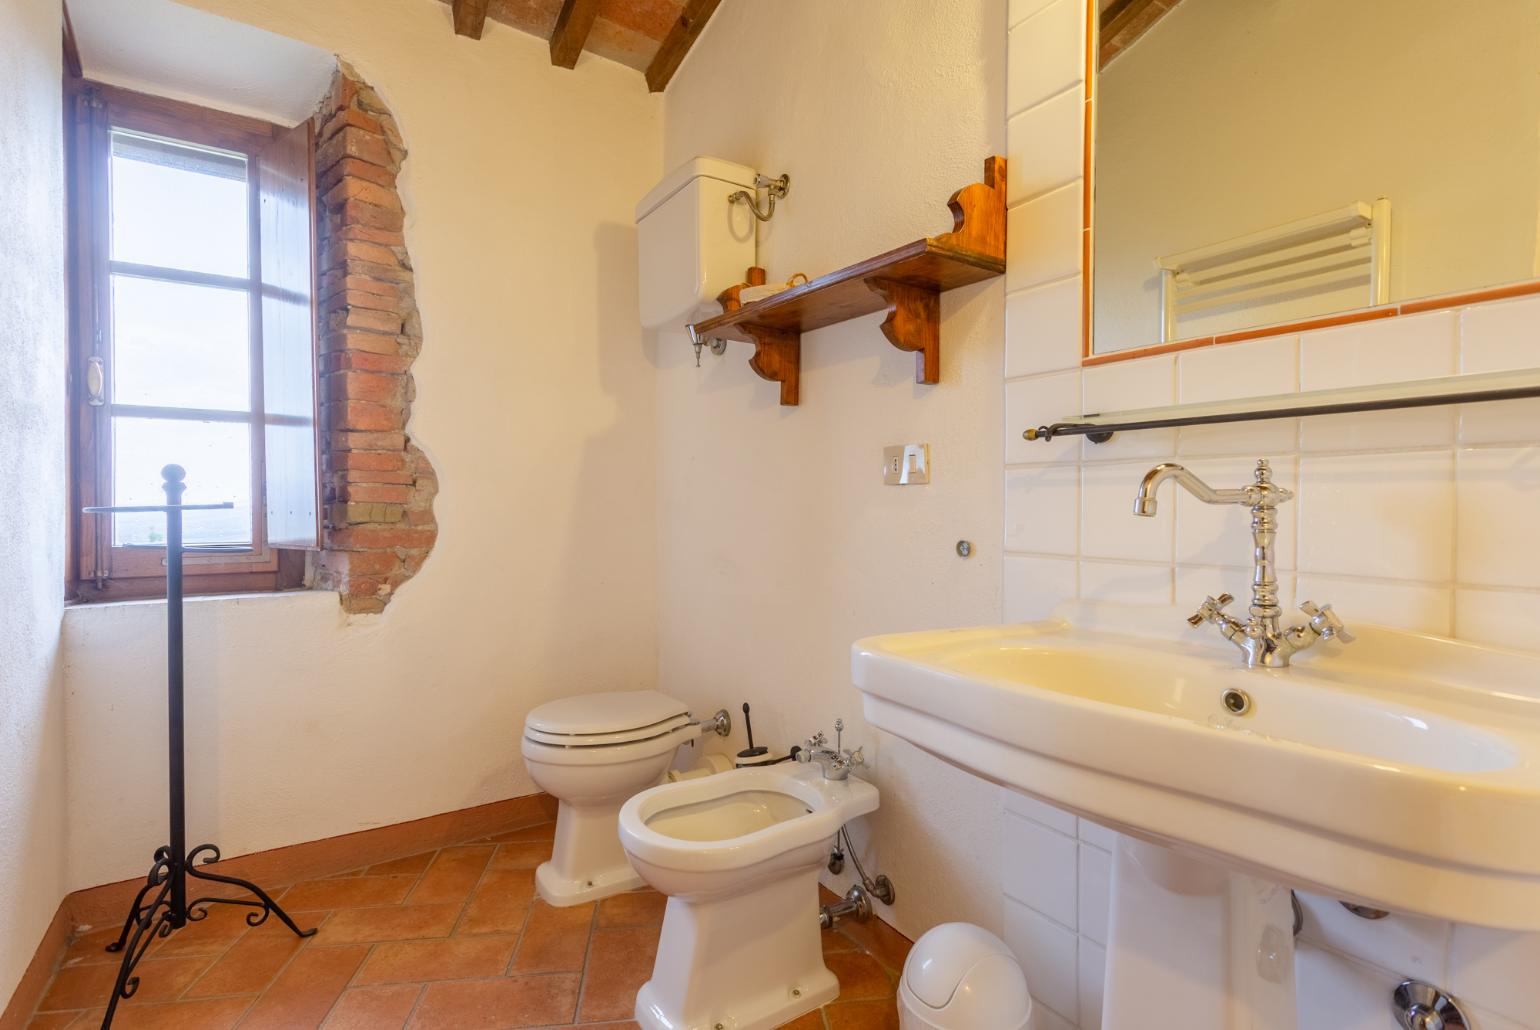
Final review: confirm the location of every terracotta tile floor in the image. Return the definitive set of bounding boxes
[28,821,904,1029]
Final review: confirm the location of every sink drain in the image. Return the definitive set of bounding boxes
[1221,688,1252,715]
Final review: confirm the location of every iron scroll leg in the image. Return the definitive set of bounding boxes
[185,844,318,940]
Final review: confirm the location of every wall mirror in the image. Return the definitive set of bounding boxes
[1089,0,1540,357]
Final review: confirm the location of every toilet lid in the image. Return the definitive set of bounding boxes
[525,690,691,745]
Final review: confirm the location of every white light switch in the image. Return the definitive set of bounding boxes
[883,443,930,485]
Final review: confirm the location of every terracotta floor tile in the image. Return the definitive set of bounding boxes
[150,903,263,958]
[235,944,369,1030]
[321,984,422,1029]
[280,874,419,911]
[508,902,593,973]
[779,1012,828,1030]
[833,920,911,976]
[407,973,579,1029]
[487,841,551,871]
[405,846,494,906]
[595,890,665,929]
[457,869,536,936]
[824,998,900,1030]
[821,927,859,955]
[576,926,657,1023]
[29,838,901,1030]
[355,936,517,986]
[366,852,436,877]
[39,955,212,1011]
[822,952,894,1002]
[57,926,124,967]
[67,996,257,1030]
[318,904,462,945]
[184,931,305,998]
[478,822,555,844]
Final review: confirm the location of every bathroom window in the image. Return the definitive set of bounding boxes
[68,84,319,600]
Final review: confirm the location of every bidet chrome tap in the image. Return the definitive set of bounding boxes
[1133,459,1354,668]
[797,719,865,780]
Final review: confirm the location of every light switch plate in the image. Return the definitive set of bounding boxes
[883,443,930,485]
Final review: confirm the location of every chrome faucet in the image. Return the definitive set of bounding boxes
[797,719,865,780]
[1133,459,1354,668]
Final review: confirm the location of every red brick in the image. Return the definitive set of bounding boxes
[318,106,383,144]
[322,351,412,375]
[321,272,403,302]
[330,430,406,452]
[316,126,394,174]
[336,199,405,233]
[339,468,414,485]
[320,550,401,577]
[331,452,407,475]
[328,307,403,334]
[329,526,438,551]
[335,401,405,432]
[339,483,412,504]
[332,224,406,248]
[318,157,398,195]
[321,289,402,316]
[323,331,399,357]
[324,177,403,213]
[326,371,401,404]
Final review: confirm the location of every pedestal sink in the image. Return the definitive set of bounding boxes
[852,602,1540,1028]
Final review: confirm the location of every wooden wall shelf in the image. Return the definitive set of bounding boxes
[689,156,1007,406]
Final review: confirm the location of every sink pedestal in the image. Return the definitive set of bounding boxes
[1104,837,1297,1030]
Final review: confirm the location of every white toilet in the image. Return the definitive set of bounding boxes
[521,690,724,906]
[618,762,880,1030]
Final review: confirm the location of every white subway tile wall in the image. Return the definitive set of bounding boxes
[1003,2,1540,1024]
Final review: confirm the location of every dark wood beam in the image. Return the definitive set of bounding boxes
[451,0,491,39]
[549,0,602,68]
[62,1,82,78]
[1100,0,1179,68]
[644,0,721,93]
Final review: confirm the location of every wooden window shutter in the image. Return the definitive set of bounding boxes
[257,119,320,549]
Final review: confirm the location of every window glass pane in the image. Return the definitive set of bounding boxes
[110,130,249,277]
[112,417,252,548]
[112,276,250,411]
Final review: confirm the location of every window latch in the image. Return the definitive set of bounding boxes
[85,355,105,406]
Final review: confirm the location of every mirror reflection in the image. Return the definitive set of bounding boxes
[1092,0,1540,354]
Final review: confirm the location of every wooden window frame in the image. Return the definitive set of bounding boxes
[68,82,315,601]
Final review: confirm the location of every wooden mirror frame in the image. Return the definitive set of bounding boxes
[1079,2,1540,367]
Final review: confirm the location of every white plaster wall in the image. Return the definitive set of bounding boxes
[61,0,664,891]
[0,0,70,1004]
[1006,1,1540,1025]
[656,0,1010,939]
[1093,0,1540,351]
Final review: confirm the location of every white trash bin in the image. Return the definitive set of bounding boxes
[898,922,1034,1030]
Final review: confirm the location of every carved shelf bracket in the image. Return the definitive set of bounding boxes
[689,156,1006,407]
[866,277,941,383]
[746,326,801,406]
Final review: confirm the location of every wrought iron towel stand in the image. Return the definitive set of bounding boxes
[82,465,316,1029]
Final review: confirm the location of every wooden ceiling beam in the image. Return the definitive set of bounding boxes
[1099,0,1180,68]
[644,0,721,93]
[549,0,602,69]
[451,0,491,39]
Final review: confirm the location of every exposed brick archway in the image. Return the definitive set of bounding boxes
[311,64,438,614]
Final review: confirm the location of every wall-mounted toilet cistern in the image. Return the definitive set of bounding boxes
[1133,458,1354,668]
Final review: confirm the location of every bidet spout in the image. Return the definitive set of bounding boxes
[1132,458,1349,669]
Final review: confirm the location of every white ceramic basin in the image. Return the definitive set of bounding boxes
[853,602,1540,930]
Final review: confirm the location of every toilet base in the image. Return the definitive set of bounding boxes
[634,870,838,1030]
[536,799,645,907]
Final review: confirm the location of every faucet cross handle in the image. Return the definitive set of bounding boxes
[1300,601,1355,643]
[1188,593,1235,627]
